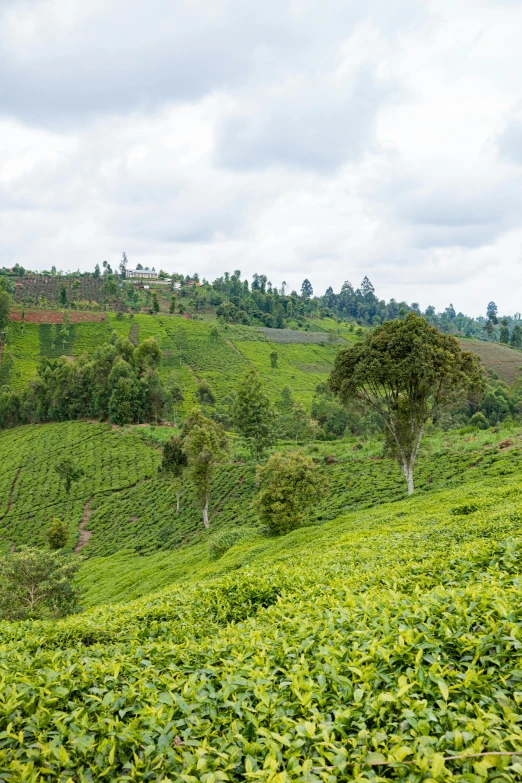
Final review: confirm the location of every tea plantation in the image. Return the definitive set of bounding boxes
[2,444,522,780]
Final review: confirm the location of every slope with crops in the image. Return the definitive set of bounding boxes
[1,461,522,780]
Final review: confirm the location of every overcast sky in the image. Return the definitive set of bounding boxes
[1,0,522,315]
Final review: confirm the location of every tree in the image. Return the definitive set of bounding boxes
[59,285,67,307]
[183,410,228,528]
[54,458,84,495]
[0,547,81,620]
[0,289,11,336]
[47,518,69,550]
[486,301,498,324]
[152,292,160,313]
[270,350,279,368]
[134,337,162,371]
[511,324,522,349]
[119,252,128,278]
[233,368,275,459]
[301,279,313,299]
[93,263,101,279]
[500,318,510,344]
[329,313,483,495]
[256,451,326,535]
[195,380,216,406]
[161,435,188,513]
[169,296,176,314]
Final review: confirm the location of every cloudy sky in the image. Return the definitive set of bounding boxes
[1,0,522,315]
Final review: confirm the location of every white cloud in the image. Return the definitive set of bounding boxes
[1,0,522,314]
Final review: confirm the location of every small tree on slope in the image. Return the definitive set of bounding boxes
[233,368,275,460]
[183,410,228,528]
[256,450,326,535]
[161,434,188,514]
[0,547,81,620]
[329,312,483,495]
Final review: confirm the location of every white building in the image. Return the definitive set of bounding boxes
[127,269,158,280]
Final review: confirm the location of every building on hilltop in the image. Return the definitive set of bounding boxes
[127,269,158,280]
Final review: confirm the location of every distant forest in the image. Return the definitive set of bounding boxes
[1,260,520,346]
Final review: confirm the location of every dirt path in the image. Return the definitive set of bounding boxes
[75,497,93,553]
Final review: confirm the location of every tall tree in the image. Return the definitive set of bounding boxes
[486,301,498,324]
[511,324,522,349]
[0,289,11,337]
[93,263,101,279]
[119,252,128,278]
[500,318,510,345]
[301,279,313,299]
[329,313,483,495]
[233,368,275,459]
[59,285,67,307]
[161,434,188,513]
[183,410,228,528]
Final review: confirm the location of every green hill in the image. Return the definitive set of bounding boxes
[1,445,522,779]
[0,314,348,405]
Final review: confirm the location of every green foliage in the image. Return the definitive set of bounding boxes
[233,367,275,458]
[183,409,229,528]
[0,289,10,333]
[330,312,484,494]
[195,379,216,406]
[207,527,249,560]
[256,449,326,534]
[0,546,80,620]
[54,457,84,495]
[47,518,69,550]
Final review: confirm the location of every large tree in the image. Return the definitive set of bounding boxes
[233,368,274,459]
[183,410,228,528]
[329,313,483,495]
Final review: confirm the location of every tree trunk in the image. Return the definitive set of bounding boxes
[176,491,180,514]
[202,496,209,528]
[401,461,414,495]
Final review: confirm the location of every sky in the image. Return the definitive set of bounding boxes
[1,0,522,316]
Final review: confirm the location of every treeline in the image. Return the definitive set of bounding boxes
[0,336,171,429]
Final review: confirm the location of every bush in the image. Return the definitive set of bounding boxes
[450,503,479,516]
[47,518,69,550]
[470,411,489,429]
[208,528,248,560]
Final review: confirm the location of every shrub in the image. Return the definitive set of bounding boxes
[450,503,479,516]
[208,528,247,560]
[256,450,326,535]
[47,518,69,550]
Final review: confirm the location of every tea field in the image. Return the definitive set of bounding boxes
[2,418,522,572]
[2,452,522,780]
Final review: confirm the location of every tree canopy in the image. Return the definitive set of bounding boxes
[329,313,483,494]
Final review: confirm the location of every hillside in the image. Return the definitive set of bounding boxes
[1,454,522,779]
[458,338,522,384]
[0,313,348,405]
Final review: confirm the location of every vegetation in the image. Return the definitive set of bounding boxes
[330,314,483,494]
[4,264,522,780]
[0,547,80,620]
[256,450,326,534]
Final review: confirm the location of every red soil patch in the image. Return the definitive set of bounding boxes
[10,309,107,324]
